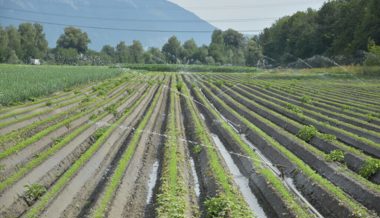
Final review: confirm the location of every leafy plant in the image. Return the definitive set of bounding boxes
[24,183,47,204]
[297,125,317,142]
[45,101,52,106]
[176,82,183,92]
[285,103,302,113]
[94,127,108,140]
[319,133,336,142]
[213,80,224,88]
[325,150,345,163]
[192,144,202,154]
[359,160,380,179]
[300,95,312,104]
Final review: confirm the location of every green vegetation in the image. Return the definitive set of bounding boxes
[123,64,257,73]
[360,160,380,179]
[93,86,162,218]
[24,85,151,218]
[297,125,318,142]
[23,184,47,204]
[325,150,345,163]
[0,64,123,105]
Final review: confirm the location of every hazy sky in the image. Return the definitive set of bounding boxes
[168,0,326,33]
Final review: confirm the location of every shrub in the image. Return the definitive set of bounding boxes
[24,183,47,204]
[325,150,345,163]
[297,125,317,142]
[359,160,380,179]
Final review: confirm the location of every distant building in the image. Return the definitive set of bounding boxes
[30,59,41,65]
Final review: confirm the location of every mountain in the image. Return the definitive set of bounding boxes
[0,0,216,50]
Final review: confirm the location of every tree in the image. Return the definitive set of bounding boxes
[129,40,144,64]
[55,47,79,65]
[56,27,90,53]
[143,47,165,64]
[115,41,129,63]
[18,23,48,62]
[0,26,8,62]
[6,26,22,59]
[209,30,225,64]
[246,38,263,66]
[162,36,182,64]
[182,39,198,64]
[7,50,20,64]
[101,45,116,63]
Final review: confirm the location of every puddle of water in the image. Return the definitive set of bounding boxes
[189,158,201,197]
[211,134,267,218]
[146,160,159,204]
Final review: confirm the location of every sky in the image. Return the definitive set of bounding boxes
[168,0,327,34]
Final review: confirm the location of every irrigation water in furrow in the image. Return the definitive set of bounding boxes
[106,82,168,218]
[210,133,267,217]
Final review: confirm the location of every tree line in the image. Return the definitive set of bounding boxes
[0,23,263,66]
[0,0,379,67]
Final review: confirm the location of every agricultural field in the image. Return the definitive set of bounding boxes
[0,65,380,218]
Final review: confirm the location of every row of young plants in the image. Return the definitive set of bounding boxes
[201,78,380,192]
[0,74,134,149]
[187,78,315,217]
[0,76,137,160]
[155,76,189,218]
[0,82,149,193]
[217,74,380,141]
[253,76,380,113]
[212,77,380,182]
[179,76,253,218]
[219,73,380,116]
[240,80,380,133]
[193,76,377,217]
[253,80,380,126]
[23,82,156,218]
[92,85,164,218]
[0,85,93,121]
[229,84,380,156]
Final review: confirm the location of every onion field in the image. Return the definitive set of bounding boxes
[0,67,379,218]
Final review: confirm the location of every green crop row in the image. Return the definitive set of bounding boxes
[156,76,187,218]
[24,84,153,218]
[179,76,253,218]
[92,85,163,218]
[197,78,374,217]
[191,82,312,218]
[0,78,133,159]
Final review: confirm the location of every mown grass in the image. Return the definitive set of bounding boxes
[0,64,123,106]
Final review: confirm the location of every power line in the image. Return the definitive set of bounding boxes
[0,7,277,23]
[0,15,263,33]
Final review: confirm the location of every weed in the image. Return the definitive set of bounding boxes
[325,150,345,163]
[359,160,380,179]
[285,103,302,113]
[176,82,183,92]
[192,144,202,154]
[319,133,336,142]
[24,183,46,204]
[300,95,312,104]
[53,137,64,145]
[89,114,97,121]
[297,125,317,142]
[264,83,272,89]
[94,127,108,140]
[366,113,375,122]
[45,101,52,107]
[213,80,224,88]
